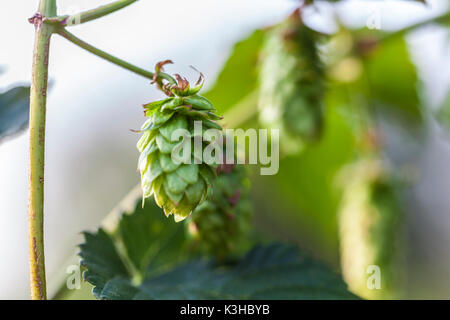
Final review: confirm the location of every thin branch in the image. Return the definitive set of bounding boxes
[46,0,138,27]
[56,28,176,84]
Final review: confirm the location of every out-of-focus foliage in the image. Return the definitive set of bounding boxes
[327,29,422,125]
[199,22,357,261]
[0,84,30,143]
[201,9,423,298]
[435,91,450,131]
[252,106,356,260]
[326,28,421,299]
[204,30,265,116]
[364,37,422,122]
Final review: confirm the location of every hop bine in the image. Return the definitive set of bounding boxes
[258,9,325,153]
[137,61,223,222]
[187,161,253,259]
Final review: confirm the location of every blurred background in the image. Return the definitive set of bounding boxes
[0,0,449,299]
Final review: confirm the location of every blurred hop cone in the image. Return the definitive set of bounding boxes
[187,160,253,259]
[258,9,325,154]
[337,158,405,299]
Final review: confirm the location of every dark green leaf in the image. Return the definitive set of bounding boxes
[80,210,358,300]
[79,198,190,299]
[139,244,359,299]
[118,199,189,277]
[79,229,129,298]
[97,277,139,300]
[0,85,30,142]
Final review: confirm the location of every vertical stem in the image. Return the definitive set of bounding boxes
[28,0,56,300]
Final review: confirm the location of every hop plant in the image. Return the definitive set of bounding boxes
[337,157,404,299]
[137,62,223,222]
[258,9,324,152]
[187,162,253,259]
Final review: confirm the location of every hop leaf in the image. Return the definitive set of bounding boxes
[137,66,222,222]
[258,10,325,153]
[187,162,253,259]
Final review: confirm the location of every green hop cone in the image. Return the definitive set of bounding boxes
[258,9,324,153]
[187,162,253,259]
[338,158,404,299]
[137,63,223,222]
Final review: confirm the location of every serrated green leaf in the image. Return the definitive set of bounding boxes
[79,229,129,297]
[80,229,358,300]
[97,277,139,300]
[80,198,190,299]
[118,199,188,276]
[0,85,30,143]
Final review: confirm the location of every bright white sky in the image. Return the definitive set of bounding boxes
[0,0,448,299]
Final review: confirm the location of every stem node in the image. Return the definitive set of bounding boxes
[28,13,44,27]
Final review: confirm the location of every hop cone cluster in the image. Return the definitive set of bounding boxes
[137,64,222,222]
[338,158,404,299]
[187,162,253,258]
[258,10,324,151]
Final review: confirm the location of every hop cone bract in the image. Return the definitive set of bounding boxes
[137,68,222,222]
